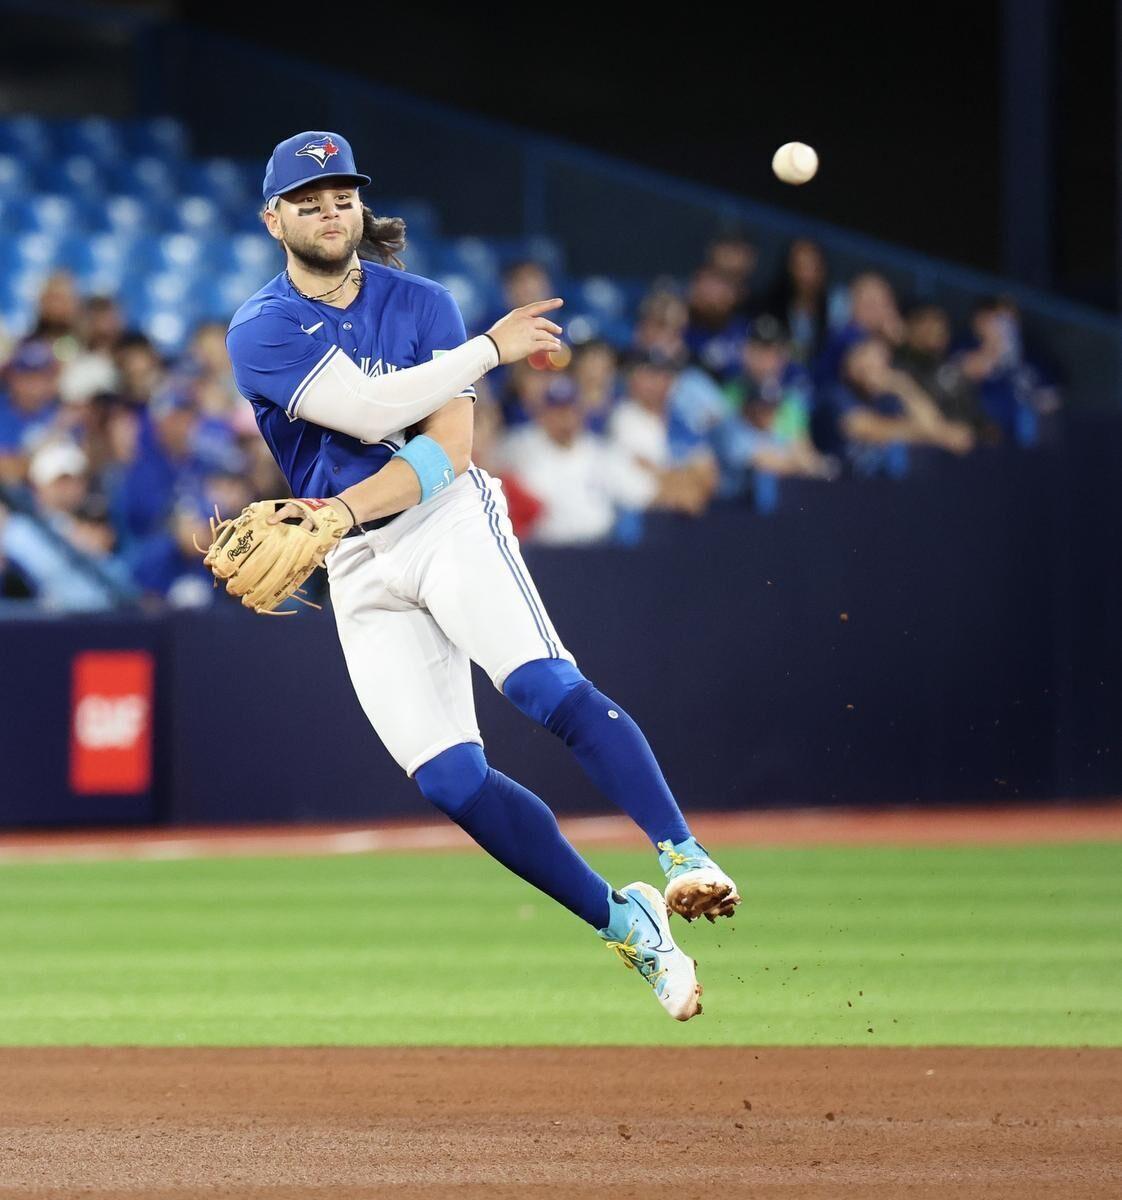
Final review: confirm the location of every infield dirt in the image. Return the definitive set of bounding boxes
[0,1046,1118,1198]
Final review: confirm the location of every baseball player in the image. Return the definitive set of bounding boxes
[223,130,740,1021]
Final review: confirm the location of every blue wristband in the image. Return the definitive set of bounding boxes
[392,435,456,502]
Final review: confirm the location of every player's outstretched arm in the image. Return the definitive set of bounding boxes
[290,299,563,443]
[263,394,475,534]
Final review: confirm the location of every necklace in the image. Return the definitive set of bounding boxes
[286,265,364,304]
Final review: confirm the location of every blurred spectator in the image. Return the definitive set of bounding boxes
[633,286,689,361]
[610,350,717,516]
[894,305,991,438]
[503,260,553,310]
[816,272,904,385]
[682,266,749,382]
[31,271,82,347]
[828,338,974,465]
[470,398,544,538]
[114,333,165,406]
[0,341,63,479]
[719,316,838,485]
[500,376,663,546]
[705,231,758,317]
[112,381,240,547]
[763,239,831,364]
[956,297,1060,444]
[570,339,620,433]
[0,440,134,610]
[188,320,243,420]
[497,359,555,429]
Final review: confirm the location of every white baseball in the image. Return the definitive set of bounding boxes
[772,142,819,185]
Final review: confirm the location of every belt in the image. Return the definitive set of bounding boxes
[342,512,399,538]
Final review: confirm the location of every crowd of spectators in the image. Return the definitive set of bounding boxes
[0,234,1060,611]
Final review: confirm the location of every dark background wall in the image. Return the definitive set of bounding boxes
[178,1,1119,311]
[3,419,1118,830]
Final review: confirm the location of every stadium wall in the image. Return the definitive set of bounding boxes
[3,416,1118,829]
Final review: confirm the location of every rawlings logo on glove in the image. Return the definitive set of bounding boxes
[197,498,353,615]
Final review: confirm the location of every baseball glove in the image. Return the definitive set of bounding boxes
[198,498,352,615]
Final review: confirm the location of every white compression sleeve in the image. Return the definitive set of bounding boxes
[288,335,499,441]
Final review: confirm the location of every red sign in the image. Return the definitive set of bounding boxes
[69,651,154,794]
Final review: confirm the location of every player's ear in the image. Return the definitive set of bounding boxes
[262,207,284,242]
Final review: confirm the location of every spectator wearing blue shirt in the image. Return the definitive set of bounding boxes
[682,265,749,383]
[827,338,974,474]
[718,316,838,491]
[815,272,905,386]
[956,297,1060,445]
[0,340,63,460]
[0,440,135,610]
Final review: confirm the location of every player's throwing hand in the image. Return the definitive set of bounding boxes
[486,298,564,365]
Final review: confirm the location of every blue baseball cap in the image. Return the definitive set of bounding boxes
[262,131,371,205]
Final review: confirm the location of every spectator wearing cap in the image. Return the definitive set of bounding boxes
[955,297,1059,445]
[762,239,832,364]
[0,340,63,468]
[610,349,717,516]
[718,317,837,489]
[827,338,974,471]
[815,272,905,386]
[0,440,134,610]
[499,376,663,546]
[682,265,750,383]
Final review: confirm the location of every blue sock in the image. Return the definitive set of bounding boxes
[504,659,692,849]
[414,742,612,929]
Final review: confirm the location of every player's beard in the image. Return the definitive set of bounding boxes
[283,224,364,275]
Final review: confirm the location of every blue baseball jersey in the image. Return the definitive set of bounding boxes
[226,259,475,496]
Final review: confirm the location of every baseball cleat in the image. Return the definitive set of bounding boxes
[658,836,741,923]
[598,881,703,1021]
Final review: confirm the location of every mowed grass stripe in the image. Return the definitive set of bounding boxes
[0,843,1118,1046]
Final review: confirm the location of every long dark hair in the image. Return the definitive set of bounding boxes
[359,205,406,269]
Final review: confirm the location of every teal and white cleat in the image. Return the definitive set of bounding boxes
[658,836,741,923]
[598,882,702,1021]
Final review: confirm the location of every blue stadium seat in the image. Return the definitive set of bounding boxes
[181,159,253,210]
[0,116,54,165]
[0,155,32,201]
[5,196,77,235]
[215,232,277,276]
[123,117,190,162]
[0,233,58,274]
[56,232,130,278]
[190,273,265,322]
[56,118,125,168]
[111,157,180,202]
[39,156,108,202]
[489,235,566,276]
[432,238,500,284]
[575,275,627,321]
[90,195,151,237]
[381,198,440,241]
[141,308,193,354]
[166,195,227,236]
[433,273,486,331]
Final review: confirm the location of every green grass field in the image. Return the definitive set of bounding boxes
[1,843,1119,1046]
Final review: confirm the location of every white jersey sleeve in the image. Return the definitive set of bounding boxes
[291,335,498,441]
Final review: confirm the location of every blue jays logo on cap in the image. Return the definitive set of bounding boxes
[262,130,372,204]
[296,135,340,169]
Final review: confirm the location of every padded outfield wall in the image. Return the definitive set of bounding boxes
[1,416,1119,829]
